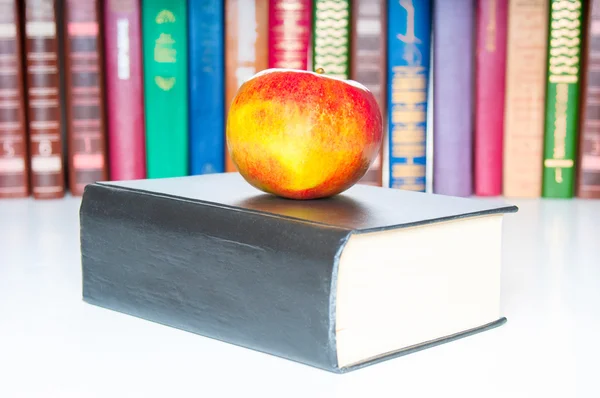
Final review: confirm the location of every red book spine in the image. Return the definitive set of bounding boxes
[268,0,312,69]
[474,0,508,196]
[64,0,107,196]
[0,0,29,198]
[25,0,65,199]
[104,0,145,181]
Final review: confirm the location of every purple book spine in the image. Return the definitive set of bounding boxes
[433,0,474,196]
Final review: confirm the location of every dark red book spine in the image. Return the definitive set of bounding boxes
[577,0,600,198]
[0,0,29,198]
[104,0,145,181]
[63,0,107,196]
[268,0,311,69]
[24,0,66,199]
[474,0,508,196]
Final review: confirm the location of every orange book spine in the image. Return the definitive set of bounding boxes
[225,0,269,172]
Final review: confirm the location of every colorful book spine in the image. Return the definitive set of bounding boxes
[189,0,224,175]
[63,0,108,196]
[387,0,431,192]
[474,0,508,196]
[104,0,146,181]
[351,0,386,186]
[542,0,583,198]
[312,0,350,79]
[576,0,600,198]
[224,0,268,172]
[0,0,28,198]
[24,0,65,199]
[142,0,188,178]
[502,0,549,198]
[268,0,312,70]
[433,0,474,197]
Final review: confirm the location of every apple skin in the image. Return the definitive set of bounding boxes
[226,68,383,200]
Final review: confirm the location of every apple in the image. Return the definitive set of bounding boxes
[226,68,383,200]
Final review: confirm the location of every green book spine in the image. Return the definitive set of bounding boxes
[142,0,188,178]
[312,0,351,79]
[542,0,584,198]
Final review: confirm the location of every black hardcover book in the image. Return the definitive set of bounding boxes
[79,173,518,373]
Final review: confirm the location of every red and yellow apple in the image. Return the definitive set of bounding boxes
[226,68,383,200]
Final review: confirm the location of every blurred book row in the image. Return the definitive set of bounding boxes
[0,0,598,201]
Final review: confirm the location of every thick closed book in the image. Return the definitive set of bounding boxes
[80,173,517,373]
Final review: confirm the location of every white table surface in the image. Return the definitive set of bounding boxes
[1,194,598,398]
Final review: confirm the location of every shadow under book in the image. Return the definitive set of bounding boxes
[79,173,517,373]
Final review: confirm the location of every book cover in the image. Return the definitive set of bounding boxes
[502,0,549,198]
[224,0,269,172]
[268,0,312,70]
[576,0,600,198]
[104,0,146,181]
[542,0,584,198]
[474,0,508,196]
[433,0,475,197]
[312,0,351,79]
[80,172,517,374]
[142,0,188,178]
[0,0,28,198]
[387,0,431,192]
[351,0,386,187]
[24,0,65,199]
[63,0,108,196]
[189,0,224,175]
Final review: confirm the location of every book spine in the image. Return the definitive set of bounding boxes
[268,0,311,70]
[0,0,29,198]
[474,0,508,196]
[433,0,474,197]
[576,0,600,198]
[104,0,146,181]
[351,0,386,187]
[64,0,107,196]
[24,0,65,199]
[542,0,584,198]
[189,0,224,175]
[224,0,269,172]
[80,182,347,373]
[502,0,549,198]
[312,0,351,79]
[387,0,431,192]
[141,0,188,178]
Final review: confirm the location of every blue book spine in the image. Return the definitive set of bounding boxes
[188,0,225,174]
[387,0,432,191]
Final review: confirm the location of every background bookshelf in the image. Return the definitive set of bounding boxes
[1,0,599,201]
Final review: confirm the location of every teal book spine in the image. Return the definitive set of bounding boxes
[142,0,188,178]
